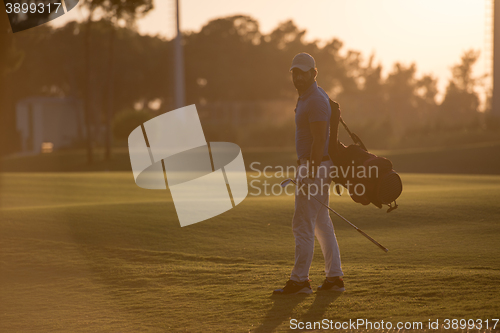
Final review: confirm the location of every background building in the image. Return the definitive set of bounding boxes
[16,97,85,155]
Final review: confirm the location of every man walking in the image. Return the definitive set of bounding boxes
[273,53,344,295]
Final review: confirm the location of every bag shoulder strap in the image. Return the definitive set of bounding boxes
[329,99,368,151]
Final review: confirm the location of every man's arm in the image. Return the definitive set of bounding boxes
[309,121,327,178]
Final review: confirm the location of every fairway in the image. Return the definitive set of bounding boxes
[0,172,499,332]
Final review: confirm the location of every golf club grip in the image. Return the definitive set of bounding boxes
[356,229,389,252]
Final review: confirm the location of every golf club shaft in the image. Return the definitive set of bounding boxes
[356,229,389,252]
[287,178,388,252]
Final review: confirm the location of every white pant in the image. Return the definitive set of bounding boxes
[290,160,343,282]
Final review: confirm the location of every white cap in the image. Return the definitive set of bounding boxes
[290,53,316,72]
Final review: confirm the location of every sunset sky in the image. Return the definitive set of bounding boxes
[53,0,490,101]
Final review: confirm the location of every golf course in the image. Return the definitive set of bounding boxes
[0,145,499,332]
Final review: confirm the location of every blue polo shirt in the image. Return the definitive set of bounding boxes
[295,81,331,160]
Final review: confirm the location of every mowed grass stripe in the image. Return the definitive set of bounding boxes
[0,200,171,212]
[1,173,499,332]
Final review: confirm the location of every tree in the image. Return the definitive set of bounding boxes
[440,50,481,126]
[0,8,23,156]
[0,8,23,81]
[385,63,418,113]
[80,0,153,163]
[415,74,439,122]
[81,0,98,164]
[184,15,266,102]
[359,55,385,117]
[316,38,350,97]
[91,0,153,160]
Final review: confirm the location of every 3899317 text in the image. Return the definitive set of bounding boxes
[5,1,63,14]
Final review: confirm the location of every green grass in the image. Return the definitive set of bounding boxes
[2,140,500,175]
[1,172,499,332]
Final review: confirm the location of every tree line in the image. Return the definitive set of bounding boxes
[1,9,495,159]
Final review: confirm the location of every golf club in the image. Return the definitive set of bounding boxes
[280,178,389,253]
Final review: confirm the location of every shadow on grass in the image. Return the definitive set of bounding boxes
[253,294,308,333]
[253,292,342,333]
[300,291,342,323]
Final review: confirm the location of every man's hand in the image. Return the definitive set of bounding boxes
[297,176,315,188]
[296,164,313,195]
[296,176,317,196]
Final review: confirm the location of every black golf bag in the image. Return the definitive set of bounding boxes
[328,100,402,212]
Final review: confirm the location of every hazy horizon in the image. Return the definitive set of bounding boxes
[52,0,490,104]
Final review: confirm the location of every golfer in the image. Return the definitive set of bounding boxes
[274,53,344,295]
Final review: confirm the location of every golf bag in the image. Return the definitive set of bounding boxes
[328,100,402,212]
